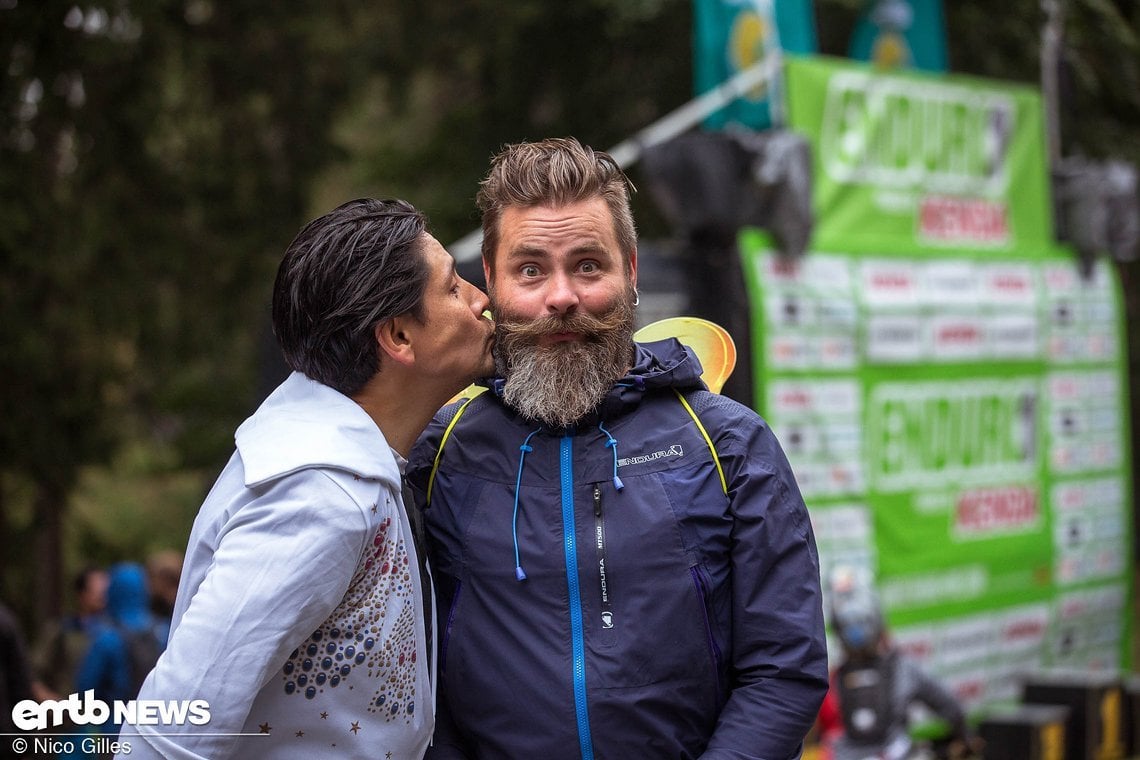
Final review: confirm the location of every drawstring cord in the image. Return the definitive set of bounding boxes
[598,422,625,492]
[512,424,624,582]
[513,429,541,581]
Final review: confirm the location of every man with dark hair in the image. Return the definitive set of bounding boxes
[31,566,108,702]
[120,198,494,759]
[408,138,828,760]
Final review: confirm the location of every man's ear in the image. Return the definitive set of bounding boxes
[374,317,415,367]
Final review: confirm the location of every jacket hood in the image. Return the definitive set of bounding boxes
[106,562,151,630]
[603,337,707,413]
[486,338,707,428]
[235,372,401,490]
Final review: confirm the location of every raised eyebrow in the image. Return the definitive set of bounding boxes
[504,245,550,264]
[505,243,608,263]
[571,244,608,259]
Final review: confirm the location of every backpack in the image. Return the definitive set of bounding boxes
[836,650,899,745]
[115,622,164,697]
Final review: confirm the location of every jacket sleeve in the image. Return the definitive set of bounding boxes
[699,402,830,760]
[116,471,372,760]
[900,658,969,741]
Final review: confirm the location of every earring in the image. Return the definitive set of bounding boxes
[633,290,640,307]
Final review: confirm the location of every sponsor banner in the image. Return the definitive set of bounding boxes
[891,603,1051,712]
[741,231,1133,717]
[784,56,1052,252]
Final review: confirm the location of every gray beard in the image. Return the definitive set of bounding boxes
[500,340,627,428]
[494,294,635,428]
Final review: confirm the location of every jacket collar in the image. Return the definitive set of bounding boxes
[236,372,402,489]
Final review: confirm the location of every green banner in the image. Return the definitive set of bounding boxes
[741,56,1134,717]
[785,56,1053,253]
[742,237,1133,713]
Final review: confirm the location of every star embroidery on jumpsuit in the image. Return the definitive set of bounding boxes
[259,723,271,734]
[349,721,362,735]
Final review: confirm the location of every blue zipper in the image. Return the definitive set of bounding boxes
[561,434,594,760]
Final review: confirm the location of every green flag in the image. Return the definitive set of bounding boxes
[848,0,949,72]
[693,0,817,129]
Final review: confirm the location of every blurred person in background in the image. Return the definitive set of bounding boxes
[817,566,980,760]
[118,198,495,760]
[75,561,166,758]
[76,562,165,705]
[408,137,828,760]
[144,549,183,647]
[31,565,109,702]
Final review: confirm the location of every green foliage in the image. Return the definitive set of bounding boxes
[68,442,209,566]
[0,0,376,622]
[312,0,693,243]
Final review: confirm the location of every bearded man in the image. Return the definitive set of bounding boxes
[407,138,828,760]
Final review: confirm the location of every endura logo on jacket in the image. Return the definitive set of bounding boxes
[617,444,683,468]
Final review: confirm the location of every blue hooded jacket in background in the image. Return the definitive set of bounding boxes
[76,562,164,710]
[408,339,829,760]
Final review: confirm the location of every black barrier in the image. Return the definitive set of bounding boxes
[1022,669,1128,760]
[978,703,1069,760]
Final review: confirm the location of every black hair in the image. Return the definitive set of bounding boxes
[271,198,429,396]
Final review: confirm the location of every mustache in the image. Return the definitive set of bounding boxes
[492,297,636,426]
[494,308,628,344]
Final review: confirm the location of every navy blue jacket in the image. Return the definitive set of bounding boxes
[407,339,828,760]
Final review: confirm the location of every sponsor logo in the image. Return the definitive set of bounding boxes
[867,379,1038,491]
[919,196,1010,246]
[820,71,1015,197]
[617,445,683,468]
[955,486,1039,535]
